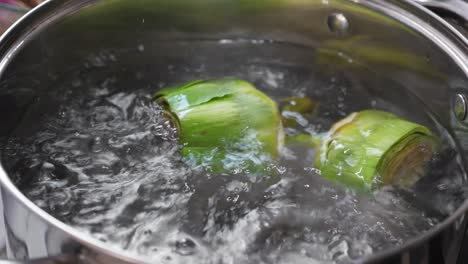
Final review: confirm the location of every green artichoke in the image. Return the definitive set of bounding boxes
[315,110,438,190]
[154,79,283,172]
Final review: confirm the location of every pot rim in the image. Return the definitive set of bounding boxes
[0,0,468,263]
[358,0,468,262]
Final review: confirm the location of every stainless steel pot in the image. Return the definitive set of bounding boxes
[0,0,468,263]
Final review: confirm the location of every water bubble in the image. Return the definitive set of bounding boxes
[88,55,106,67]
[90,136,104,153]
[58,110,67,118]
[173,238,197,256]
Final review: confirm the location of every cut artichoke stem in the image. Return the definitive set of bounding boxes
[280,97,318,114]
[154,79,283,173]
[280,96,319,129]
[315,110,438,190]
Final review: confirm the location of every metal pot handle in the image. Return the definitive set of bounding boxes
[414,0,468,22]
[0,254,78,264]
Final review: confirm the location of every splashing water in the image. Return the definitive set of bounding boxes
[1,40,467,264]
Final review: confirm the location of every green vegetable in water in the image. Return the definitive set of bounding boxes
[155,79,437,190]
[280,96,319,128]
[280,96,318,114]
[154,79,283,172]
[315,110,438,190]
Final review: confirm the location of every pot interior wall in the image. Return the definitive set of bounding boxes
[0,0,466,138]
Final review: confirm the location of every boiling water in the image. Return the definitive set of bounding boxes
[1,40,467,264]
